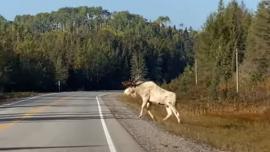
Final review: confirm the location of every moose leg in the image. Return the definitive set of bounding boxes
[146,102,155,120]
[139,99,147,118]
[169,105,181,123]
[163,106,172,121]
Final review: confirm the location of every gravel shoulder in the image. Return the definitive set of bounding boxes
[102,93,223,152]
[0,92,40,106]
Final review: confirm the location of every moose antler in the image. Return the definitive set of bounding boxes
[122,76,145,88]
[122,79,134,88]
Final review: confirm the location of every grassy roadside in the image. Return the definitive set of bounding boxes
[0,92,38,104]
[118,95,270,152]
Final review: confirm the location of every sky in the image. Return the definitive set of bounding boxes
[0,0,260,30]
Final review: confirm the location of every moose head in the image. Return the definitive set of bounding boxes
[122,76,144,88]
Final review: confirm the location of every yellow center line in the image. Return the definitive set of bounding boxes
[0,96,70,132]
[0,122,16,130]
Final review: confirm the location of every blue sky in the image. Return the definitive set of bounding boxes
[0,0,259,29]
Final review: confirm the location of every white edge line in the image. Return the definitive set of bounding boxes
[96,96,117,152]
[0,93,57,107]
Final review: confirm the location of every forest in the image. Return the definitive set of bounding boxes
[0,6,194,91]
[165,0,270,101]
[1,1,269,151]
[0,0,269,102]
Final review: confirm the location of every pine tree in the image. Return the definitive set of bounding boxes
[242,2,270,83]
[218,0,225,12]
[130,52,147,80]
[195,0,251,98]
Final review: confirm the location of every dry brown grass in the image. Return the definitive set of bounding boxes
[118,95,270,152]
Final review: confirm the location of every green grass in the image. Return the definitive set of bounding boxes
[119,95,270,152]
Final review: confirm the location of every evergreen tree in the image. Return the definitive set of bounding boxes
[0,48,9,92]
[242,2,270,83]
[0,7,196,91]
[130,52,147,80]
[170,0,252,99]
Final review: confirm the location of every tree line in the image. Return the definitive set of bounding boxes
[165,0,270,101]
[0,7,194,92]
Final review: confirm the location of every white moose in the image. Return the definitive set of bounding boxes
[123,80,181,123]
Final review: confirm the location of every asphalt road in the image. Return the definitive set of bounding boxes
[0,92,143,152]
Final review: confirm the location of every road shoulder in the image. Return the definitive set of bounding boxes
[0,92,41,106]
[102,93,222,152]
[98,95,145,152]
